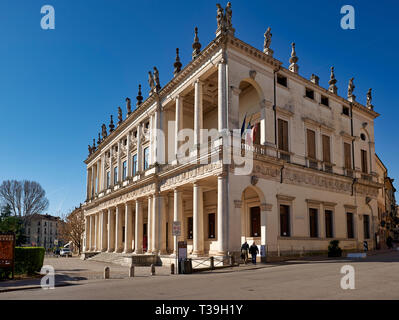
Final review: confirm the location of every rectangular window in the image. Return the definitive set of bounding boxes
[187,217,193,239]
[113,166,118,185]
[144,147,150,170]
[307,129,316,159]
[321,95,329,106]
[347,212,354,239]
[361,150,368,173]
[132,154,138,176]
[342,106,350,116]
[322,135,331,163]
[363,215,370,239]
[278,119,289,152]
[325,210,333,238]
[277,74,287,87]
[280,205,290,237]
[106,171,110,188]
[208,213,216,239]
[305,88,314,100]
[344,143,352,170]
[122,226,125,243]
[309,208,318,238]
[122,161,127,180]
[250,207,261,237]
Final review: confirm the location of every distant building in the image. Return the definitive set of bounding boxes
[375,155,398,247]
[24,214,63,249]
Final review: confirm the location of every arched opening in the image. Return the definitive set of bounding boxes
[238,80,262,145]
[240,186,265,245]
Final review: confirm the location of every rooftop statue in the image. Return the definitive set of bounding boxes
[148,71,155,93]
[216,4,224,29]
[264,27,272,50]
[225,2,232,29]
[348,77,355,98]
[118,106,123,125]
[153,67,161,91]
[101,123,107,139]
[366,88,373,109]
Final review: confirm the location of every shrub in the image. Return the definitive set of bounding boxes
[328,240,342,257]
[14,247,45,275]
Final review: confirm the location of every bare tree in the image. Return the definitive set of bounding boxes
[0,180,49,217]
[59,205,85,254]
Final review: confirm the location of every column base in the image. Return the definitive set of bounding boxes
[134,249,143,254]
[107,249,115,253]
[123,249,133,254]
[114,249,123,253]
[191,251,204,257]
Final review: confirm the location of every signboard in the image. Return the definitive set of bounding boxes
[0,233,15,279]
[178,241,187,261]
[172,221,181,236]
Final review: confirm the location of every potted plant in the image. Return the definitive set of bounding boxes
[328,240,342,257]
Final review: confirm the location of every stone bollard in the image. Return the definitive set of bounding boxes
[150,264,155,276]
[171,263,175,275]
[129,265,135,278]
[210,256,214,270]
[104,266,110,279]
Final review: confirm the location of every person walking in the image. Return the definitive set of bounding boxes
[241,241,249,264]
[249,242,259,265]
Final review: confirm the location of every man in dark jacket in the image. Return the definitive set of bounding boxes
[241,241,249,264]
[249,242,259,265]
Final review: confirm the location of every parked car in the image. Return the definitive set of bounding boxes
[60,248,72,257]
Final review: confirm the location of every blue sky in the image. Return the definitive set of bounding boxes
[0,0,398,216]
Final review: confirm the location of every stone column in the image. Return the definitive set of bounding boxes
[91,166,96,198]
[175,96,183,160]
[83,217,88,252]
[115,205,123,253]
[159,196,167,254]
[126,133,131,178]
[218,60,227,132]
[101,154,106,192]
[90,214,95,251]
[194,79,203,147]
[86,169,91,200]
[107,208,115,252]
[193,182,204,256]
[217,174,228,254]
[94,213,99,251]
[135,200,143,254]
[137,124,142,172]
[173,189,183,255]
[110,147,114,187]
[85,216,90,252]
[229,86,240,130]
[147,196,152,253]
[149,115,154,166]
[117,141,122,183]
[100,210,107,252]
[152,195,158,253]
[167,193,174,254]
[260,100,267,145]
[123,202,133,253]
[96,160,101,193]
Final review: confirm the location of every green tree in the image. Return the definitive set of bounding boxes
[0,204,26,245]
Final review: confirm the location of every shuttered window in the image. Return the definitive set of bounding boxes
[325,210,333,238]
[361,149,368,173]
[280,205,290,237]
[278,119,289,151]
[309,208,318,238]
[344,143,352,169]
[347,212,354,238]
[250,207,261,237]
[307,129,316,159]
[322,135,331,163]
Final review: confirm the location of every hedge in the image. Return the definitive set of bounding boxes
[14,247,45,275]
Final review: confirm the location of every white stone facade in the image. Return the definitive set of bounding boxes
[82,5,382,259]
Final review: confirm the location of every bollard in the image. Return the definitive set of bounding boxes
[129,265,135,278]
[104,266,110,279]
[210,256,214,270]
[171,263,175,275]
[150,264,155,276]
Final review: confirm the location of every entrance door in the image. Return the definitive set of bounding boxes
[250,207,261,237]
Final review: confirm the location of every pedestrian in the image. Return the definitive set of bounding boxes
[249,242,259,265]
[363,240,368,252]
[241,241,249,264]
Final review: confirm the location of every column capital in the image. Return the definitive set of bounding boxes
[230,86,241,96]
[193,78,204,86]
